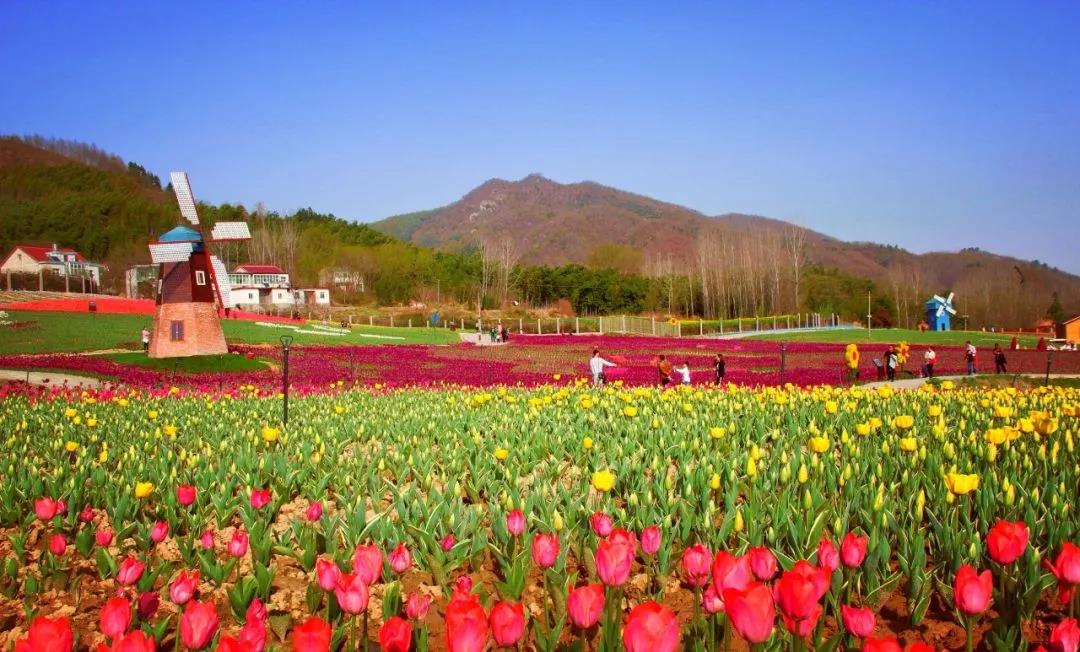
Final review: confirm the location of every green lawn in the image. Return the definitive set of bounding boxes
[103,352,268,373]
[749,327,1038,348]
[0,310,458,355]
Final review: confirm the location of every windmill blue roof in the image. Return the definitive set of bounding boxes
[159,225,203,242]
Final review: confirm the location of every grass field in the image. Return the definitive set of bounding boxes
[749,326,1039,347]
[0,310,458,354]
[103,351,269,373]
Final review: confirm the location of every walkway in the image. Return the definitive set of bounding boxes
[703,325,856,340]
[861,373,1080,391]
[458,333,505,346]
[0,368,102,389]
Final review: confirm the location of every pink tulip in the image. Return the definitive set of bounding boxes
[316,557,341,592]
[608,528,639,553]
[389,543,412,573]
[79,505,95,523]
[590,512,614,537]
[532,533,559,568]
[841,532,868,568]
[150,520,169,544]
[724,582,776,644]
[595,537,634,586]
[239,614,268,652]
[249,487,271,510]
[1049,617,1079,652]
[99,596,131,639]
[681,543,712,587]
[712,551,752,593]
[818,538,840,573]
[117,556,146,586]
[567,584,605,629]
[227,530,249,558]
[748,546,778,580]
[455,575,474,594]
[335,572,369,615]
[353,544,383,585]
[246,598,268,623]
[96,529,114,547]
[34,497,57,521]
[179,599,219,650]
[406,593,433,620]
[305,501,323,522]
[622,602,680,652]
[489,601,526,646]
[841,604,875,638]
[703,584,725,614]
[506,509,525,536]
[169,569,199,605]
[441,533,456,551]
[200,530,215,550]
[641,525,661,555]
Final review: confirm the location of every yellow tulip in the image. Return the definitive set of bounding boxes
[64,441,79,453]
[147,410,158,420]
[582,436,594,450]
[944,472,979,496]
[134,482,154,499]
[984,428,1006,445]
[709,427,726,439]
[261,426,280,443]
[855,423,872,437]
[623,406,638,418]
[808,436,830,454]
[494,448,509,461]
[592,469,615,492]
[894,415,915,430]
[899,437,917,452]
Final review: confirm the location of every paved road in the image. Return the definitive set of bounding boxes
[0,369,102,389]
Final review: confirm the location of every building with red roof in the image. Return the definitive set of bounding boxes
[1,243,107,287]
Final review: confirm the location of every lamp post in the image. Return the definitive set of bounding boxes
[779,341,787,385]
[280,335,293,426]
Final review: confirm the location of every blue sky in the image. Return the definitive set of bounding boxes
[2,2,1078,273]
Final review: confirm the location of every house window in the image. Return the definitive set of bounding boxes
[169,320,185,341]
[195,270,206,285]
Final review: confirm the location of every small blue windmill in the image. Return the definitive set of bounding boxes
[925,292,956,331]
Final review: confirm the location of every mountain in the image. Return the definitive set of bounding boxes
[370,174,1080,322]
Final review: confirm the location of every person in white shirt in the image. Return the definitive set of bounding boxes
[923,347,936,378]
[141,327,151,352]
[676,361,692,385]
[589,349,616,386]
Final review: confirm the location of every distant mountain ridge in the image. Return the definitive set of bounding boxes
[370,173,1080,299]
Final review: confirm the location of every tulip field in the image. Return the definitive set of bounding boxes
[2,362,1079,652]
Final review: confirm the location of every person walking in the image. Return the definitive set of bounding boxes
[923,347,936,378]
[965,341,977,375]
[589,348,616,386]
[993,344,1007,374]
[884,345,897,381]
[141,327,151,353]
[713,353,726,385]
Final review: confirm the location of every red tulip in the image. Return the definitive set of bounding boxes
[953,565,993,615]
[817,538,840,573]
[445,591,488,652]
[179,600,219,650]
[389,543,412,573]
[116,556,146,586]
[712,551,752,592]
[454,575,474,594]
[176,485,197,507]
[55,499,67,516]
[379,616,412,652]
[49,533,66,556]
[622,601,680,652]
[1044,542,1080,591]
[98,630,156,652]
[841,532,869,568]
[246,598,268,623]
[782,603,822,637]
[1049,617,1079,652]
[100,597,132,639]
[986,520,1029,565]
[227,530,249,558]
[249,488,271,510]
[595,537,634,586]
[440,533,456,551]
[238,615,268,652]
[531,533,559,568]
[748,546,778,580]
[841,604,876,638]
[489,601,526,646]
[79,506,95,523]
[215,637,244,652]
[315,557,341,592]
[335,572,369,615]
[199,530,215,550]
[14,615,72,652]
[305,501,323,522]
[34,497,57,521]
[567,584,605,628]
[702,584,724,614]
[150,520,169,544]
[352,544,383,585]
[774,560,829,621]
[862,637,903,652]
[291,617,332,652]
[905,644,935,652]
[137,592,159,620]
[681,543,712,587]
[723,582,776,644]
[641,525,661,555]
[169,569,199,605]
[589,512,614,537]
[96,529,114,547]
[405,593,433,620]
[608,528,638,553]
[505,509,525,536]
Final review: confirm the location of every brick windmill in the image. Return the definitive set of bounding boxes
[147,172,251,358]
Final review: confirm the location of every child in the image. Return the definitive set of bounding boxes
[676,361,692,385]
[713,353,726,385]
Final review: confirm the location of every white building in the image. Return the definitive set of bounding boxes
[226,263,331,308]
[2,243,107,286]
[295,288,331,305]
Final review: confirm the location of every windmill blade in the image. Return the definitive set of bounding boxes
[937,306,945,317]
[170,172,200,226]
[945,305,957,315]
[932,294,947,304]
[945,292,954,305]
[149,242,195,263]
[210,221,252,242]
[209,255,235,308]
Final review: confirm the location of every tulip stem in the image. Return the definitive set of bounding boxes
[963,616,974,652]
[363,609,369,652]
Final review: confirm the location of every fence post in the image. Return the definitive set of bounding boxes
[519,317,523,334]
[773,316,777,330]
[408,319,412,328]
[390,315,394,328]
[369,316,373,326]
[651,317,656,335]
[622,315,627,332]
[537,319,542,335]
[738,318,742,333]
[575,317,580,333]
[699,319,703,335]
[599,316,603,334]
[756,316,760,331]
[719,321,723,335]
[556,317,561,334]
[786,315,791,329]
